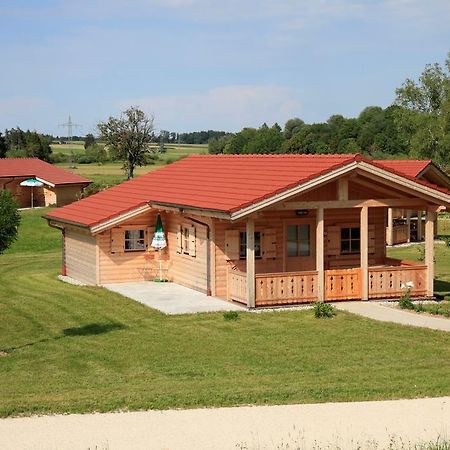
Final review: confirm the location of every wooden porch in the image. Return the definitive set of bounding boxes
[227,258,427,307]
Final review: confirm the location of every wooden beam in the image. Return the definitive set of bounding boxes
[337,178,348,201]
[275,198,430,211]
[360,206,369,301]
[387,208,393,246]
[352,177,404,198]
[316,207,324,302]
[417,210,423,241]
[425,210,435,297]
[246,218,255,308]
[355,165,450,207]
[406,210,411,243]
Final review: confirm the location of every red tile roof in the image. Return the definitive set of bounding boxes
[45,154,449,228]
[373,159,431,178]
[0,158,90,185]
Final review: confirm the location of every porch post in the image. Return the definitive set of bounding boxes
[387,207,393,246]
[246,218,255,308]
[360,206,369,301]
[425,210,435,298]
[316,207,324,302]
[417,210,423,241]
[406,210,411,243]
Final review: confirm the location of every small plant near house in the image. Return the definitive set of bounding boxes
[313,301,336,318]
[223,311,239,321]
[417,245,425,262]
[441,235,450,247]
[399,282,415,310]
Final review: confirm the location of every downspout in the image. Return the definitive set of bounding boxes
[186,216,212,296]
[47,221,66,276]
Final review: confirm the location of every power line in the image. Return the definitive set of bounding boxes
[59,115,81,141]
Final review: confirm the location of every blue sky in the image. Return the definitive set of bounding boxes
[0,0,449,135]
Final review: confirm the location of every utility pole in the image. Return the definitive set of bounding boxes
[59,115,81,142]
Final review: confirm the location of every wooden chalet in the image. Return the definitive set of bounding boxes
[0,158,91,207]
[45,154,450,307]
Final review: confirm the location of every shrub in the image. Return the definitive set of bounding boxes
[223,311,239,321]
[313,301,336,318]
[49,152,66,163]
[417,245,425,261]
[399,289,414,310]
[0,191,21,254]
[441,236,450,247]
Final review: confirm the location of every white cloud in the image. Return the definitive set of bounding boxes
[121,85,302,131]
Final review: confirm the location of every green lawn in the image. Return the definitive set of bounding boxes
[2,210,450,417]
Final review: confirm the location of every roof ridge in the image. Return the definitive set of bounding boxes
[190,153,359,157]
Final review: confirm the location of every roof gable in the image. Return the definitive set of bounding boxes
[0,158,91,185]
[45,154,450,229]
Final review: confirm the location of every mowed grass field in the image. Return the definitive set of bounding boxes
[2,210,450,417]
[51,142,208,184]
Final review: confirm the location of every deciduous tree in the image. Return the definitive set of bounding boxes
[98,107,155,179]
[395,53,450,166]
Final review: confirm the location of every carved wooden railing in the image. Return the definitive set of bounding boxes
[227,268,247,304]
[325,268,361,301]
[369,259,427,299]
[254,271,318,306]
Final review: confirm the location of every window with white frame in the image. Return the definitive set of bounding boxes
[124,229,145,251]
[182,226,190,255]
[239,231,261,259]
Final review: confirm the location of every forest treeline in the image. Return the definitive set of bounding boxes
[208,54,450,169]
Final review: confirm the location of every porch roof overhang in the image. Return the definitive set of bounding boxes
[228,159,450,221]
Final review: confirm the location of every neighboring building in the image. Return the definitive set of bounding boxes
[0,158,91,207]
[45,154,450,308]
[374,160,450,245]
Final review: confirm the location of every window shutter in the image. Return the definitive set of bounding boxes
[189,225,196,257]
[176,225,182,254]
[111,228,124,254]
[262,228,276,259]
[326,226,340,256]
[368,224,375,254]
[225,229,240,260]
[146,226,155,249]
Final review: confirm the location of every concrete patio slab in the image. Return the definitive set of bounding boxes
[102,281,245,315]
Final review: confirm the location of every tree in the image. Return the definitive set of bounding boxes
[394,53,450,166]
[0,191,21,254]
[98,107,155,179]
[84,133,95,149]
[0,132,7,158]
[283,118,304,139]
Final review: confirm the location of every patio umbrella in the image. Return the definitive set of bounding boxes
[20,178,44,208]
[151,214,167,282]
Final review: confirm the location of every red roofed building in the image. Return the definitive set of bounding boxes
[0,158,91,208]
[46,154,450,307]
